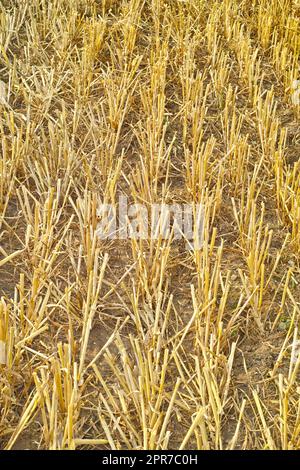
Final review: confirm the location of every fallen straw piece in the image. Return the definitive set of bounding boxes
[0,249,24,267]
[73,439,108,447]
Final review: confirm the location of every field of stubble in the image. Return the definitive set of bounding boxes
[0,0,300,450]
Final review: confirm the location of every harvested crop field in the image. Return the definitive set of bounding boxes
[0,0,300,451]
